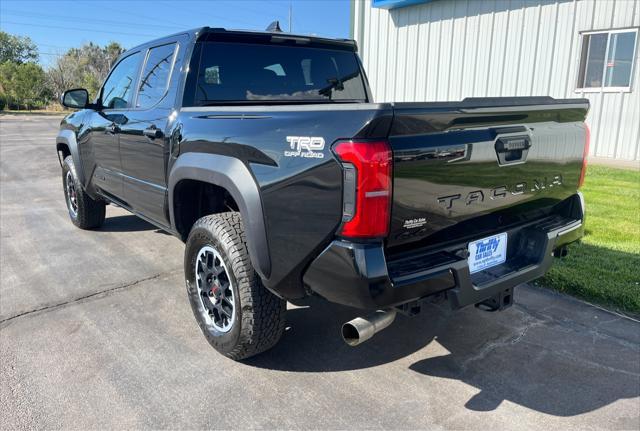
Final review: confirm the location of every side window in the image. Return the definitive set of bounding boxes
[136,43,177,109]
[102,52,142,109]
[577,29,638,89]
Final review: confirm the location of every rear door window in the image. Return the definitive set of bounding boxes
[192,42,367,105]
[136,43,177,109]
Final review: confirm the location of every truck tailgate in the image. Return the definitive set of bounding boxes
[387,97,589,251]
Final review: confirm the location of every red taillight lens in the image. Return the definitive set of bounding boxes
[333,140,392,238]
[578,123,590,188]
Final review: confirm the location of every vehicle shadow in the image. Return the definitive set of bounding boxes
[246,292,640,417]
[407,307,640,416]
[247,297,438,371]
[97,214,157,232]
[96,214,170,235]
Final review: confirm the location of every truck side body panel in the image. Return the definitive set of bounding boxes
[173,104,393,296]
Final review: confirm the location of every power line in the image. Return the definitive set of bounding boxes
[34,42,75,50]
[1,20,163,38]
[2,8,274,38]
[211,1,288,22]
[39,51,107,58]
[96,2,195,28]
[259,0,292,12]
[155,0,263,28]
[2,9,187,32]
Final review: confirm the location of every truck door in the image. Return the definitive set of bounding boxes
[119,41,181,227]
[86,51,142,201]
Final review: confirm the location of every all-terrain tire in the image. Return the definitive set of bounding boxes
[184,212,286,360]
[62,155,105,229]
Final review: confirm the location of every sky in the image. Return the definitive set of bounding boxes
[0,0,352,68]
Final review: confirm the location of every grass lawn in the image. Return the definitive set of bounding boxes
[538,165,640,315]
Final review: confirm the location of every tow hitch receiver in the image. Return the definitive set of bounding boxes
[476,287,514,312]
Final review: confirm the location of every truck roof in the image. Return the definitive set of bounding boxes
[124,26,357,57]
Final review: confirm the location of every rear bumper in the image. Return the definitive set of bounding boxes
[303,193,584,310]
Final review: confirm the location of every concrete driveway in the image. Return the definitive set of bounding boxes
[1,114,638,430]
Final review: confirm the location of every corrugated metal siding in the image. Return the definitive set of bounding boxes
[353,0,640,161]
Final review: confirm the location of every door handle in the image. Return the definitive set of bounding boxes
[106,123,120,134]
[143,125,163,140]
[495,136,531,165]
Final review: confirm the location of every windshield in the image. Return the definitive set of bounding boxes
[191,42,368,105]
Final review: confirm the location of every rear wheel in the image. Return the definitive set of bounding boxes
[184,212,286,360]
[62,156,105,229]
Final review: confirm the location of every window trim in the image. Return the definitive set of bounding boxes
[134,41,179,111]
[99,50,143,111]
[575,27,639,93]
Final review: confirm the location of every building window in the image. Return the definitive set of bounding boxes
[577,29,638,90]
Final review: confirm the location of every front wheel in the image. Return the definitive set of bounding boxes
[62,156,105,229]
[184,212,286,360]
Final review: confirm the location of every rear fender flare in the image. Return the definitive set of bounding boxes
[168,152,271,279]
[56,129,85,185]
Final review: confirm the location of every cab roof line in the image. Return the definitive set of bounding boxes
[196,26,357,48]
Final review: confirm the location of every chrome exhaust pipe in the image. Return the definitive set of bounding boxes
[341,310,397,346]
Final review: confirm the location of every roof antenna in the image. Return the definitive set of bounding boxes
[266,20,283,32]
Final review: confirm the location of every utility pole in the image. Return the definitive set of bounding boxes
[288,2,292,32]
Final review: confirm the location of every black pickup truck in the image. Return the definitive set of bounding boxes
[57,27,589,360]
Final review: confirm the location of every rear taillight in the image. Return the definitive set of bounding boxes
[578,123,590,188]
[333,140,392,238]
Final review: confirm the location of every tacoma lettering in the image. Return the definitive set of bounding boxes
[437,175,563,209]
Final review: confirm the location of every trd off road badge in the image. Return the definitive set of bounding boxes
[285,136,325,159]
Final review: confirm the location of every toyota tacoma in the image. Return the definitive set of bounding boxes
[56,27,589,359]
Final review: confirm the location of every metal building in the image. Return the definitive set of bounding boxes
[350,0,640,161]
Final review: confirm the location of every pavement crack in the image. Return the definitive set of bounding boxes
[515,302,639,350]
[549,347,640,378]
[459,317,542,372]
[458,309,640,378]
[0,270,181,327]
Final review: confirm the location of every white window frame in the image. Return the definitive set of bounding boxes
[575,27,639,93]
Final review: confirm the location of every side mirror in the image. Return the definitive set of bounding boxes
[61,88,89,109]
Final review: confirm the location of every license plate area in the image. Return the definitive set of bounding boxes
[468,233,508,274]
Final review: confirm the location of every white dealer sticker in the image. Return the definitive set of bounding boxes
[403,217,427,229]
[468,232,508,274]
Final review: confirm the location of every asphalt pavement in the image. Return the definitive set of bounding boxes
[1,114,639,430]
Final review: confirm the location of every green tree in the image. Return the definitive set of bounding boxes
[47,42,124,100]
[0,31,126,109]
[0,62,50,109]
[0,31,38,63]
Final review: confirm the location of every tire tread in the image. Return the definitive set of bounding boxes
[62,156,105,229]
[188,212,286,360]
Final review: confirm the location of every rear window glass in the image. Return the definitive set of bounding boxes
[136,43,176,108]
[192,42,367,104]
